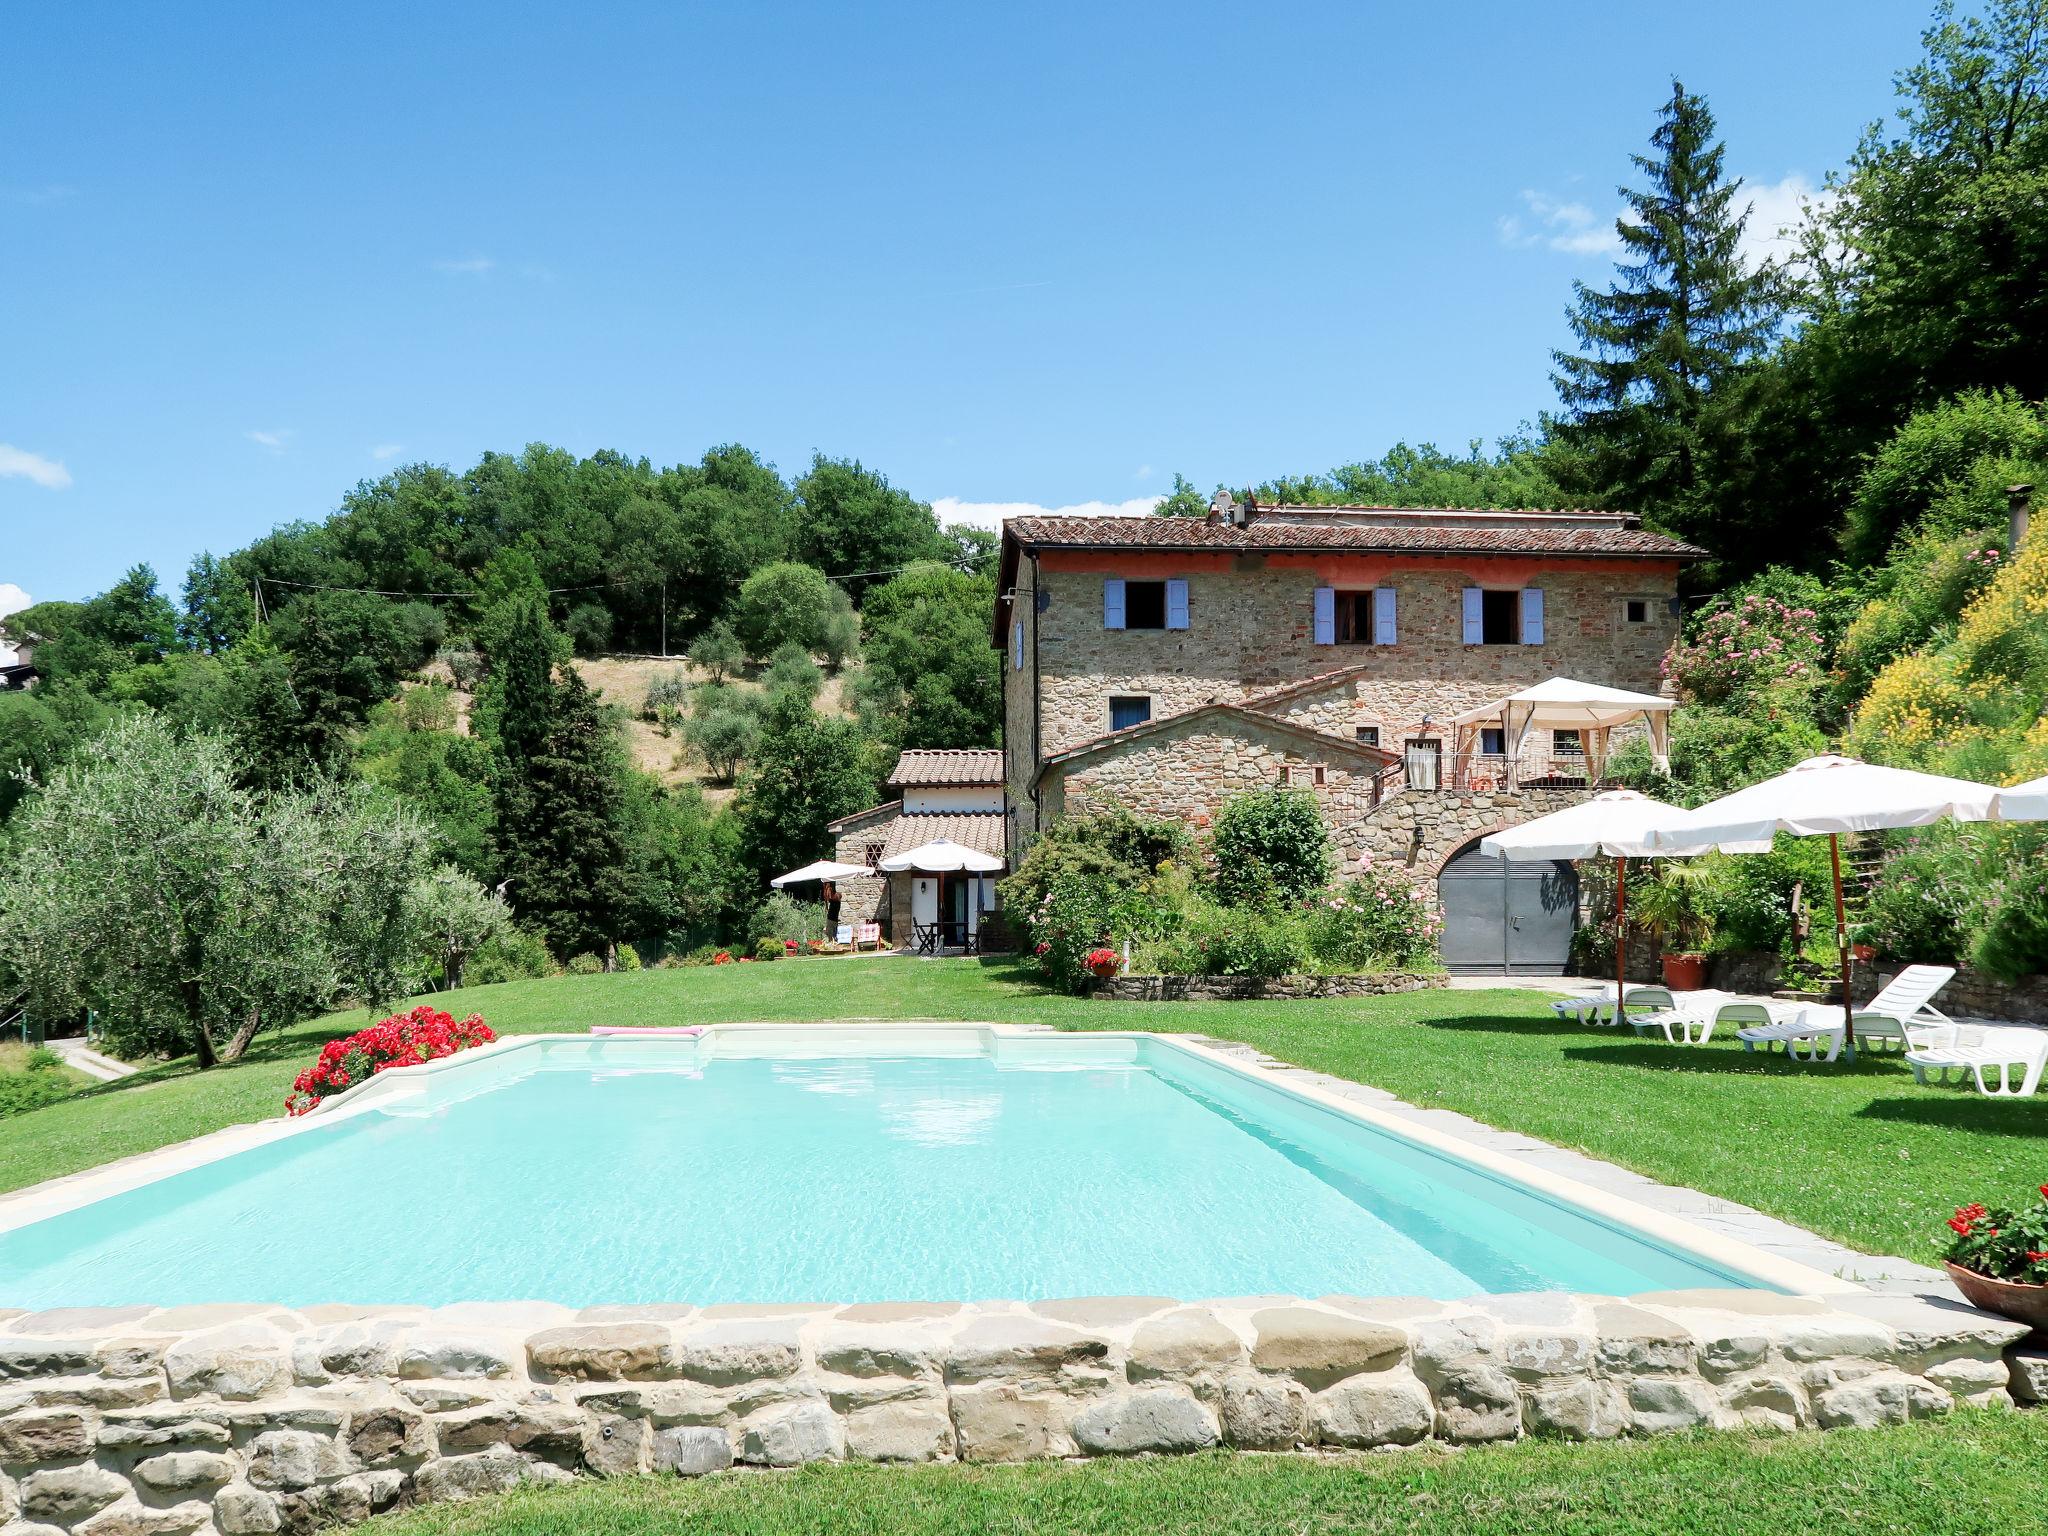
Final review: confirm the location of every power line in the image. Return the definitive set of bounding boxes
[253,577,634,600]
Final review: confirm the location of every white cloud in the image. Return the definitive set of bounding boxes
[434,256,496,275]
[0,444,71,489]
[931,495,1164,531]
[370,443,405,461]
[1498,190,1622,256]
[1738,173,1836,270]
[0,583,28,665]
[245,429,293,453]
[1133,464,1154,481]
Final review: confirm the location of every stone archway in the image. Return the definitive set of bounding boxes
[1436,835,1579,975]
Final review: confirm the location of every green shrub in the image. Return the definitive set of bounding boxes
[615,942,642,972]
[752,936,785,962]
[1211,791,1330,907]
[750,891,825,948]
[1161,901,1310,978]
[566,952,606,975]
[1301,866,1442,971]
[467,925,556,985]
[1021,870,1123,994]
[1000,808,1194,923]
[642,669,692,722]
[1855,826,1981,965]
[0,1041,74,1119]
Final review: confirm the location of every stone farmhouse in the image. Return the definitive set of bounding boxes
[991,497,1701,972]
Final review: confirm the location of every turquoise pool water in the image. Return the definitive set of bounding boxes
[0,1035,1765,1307]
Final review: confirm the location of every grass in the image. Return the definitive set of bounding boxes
[356,1412,2048,1536]
[4,959,2041,1262]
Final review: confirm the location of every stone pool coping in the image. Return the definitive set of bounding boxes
[0,1288,2038,1531]
[0,1024,1858,1300]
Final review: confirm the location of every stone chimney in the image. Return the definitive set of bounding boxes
[2009,484,2034,553]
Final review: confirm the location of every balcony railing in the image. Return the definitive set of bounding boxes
[1398,745,1600,795]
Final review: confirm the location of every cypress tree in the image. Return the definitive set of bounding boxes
[1551,80,1778,545]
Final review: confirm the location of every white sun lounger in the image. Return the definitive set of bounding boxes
[1551,985,1675,1027]
[1736,964,1958,1062]
[1637,996,1808,1047]
[1906,1024,2048,1098]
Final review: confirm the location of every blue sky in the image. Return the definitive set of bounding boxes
[3,0,1934,610]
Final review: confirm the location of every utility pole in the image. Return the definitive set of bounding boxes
[660,577,668,658]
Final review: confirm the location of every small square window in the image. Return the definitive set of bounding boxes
[1625,599,1650,624]
[1481,590,1520,644]
[1553,729,1583,756]
[1284,764,1326,787]
[1479,727,1507,756]
[1123,581,1167,630]
[1355,725,1380,748]
[1109,695,1152,731]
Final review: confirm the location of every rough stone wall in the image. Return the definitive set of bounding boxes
[828,805,899,934]
[1045,717,1386,842]
[1851,962,2048,1027]
[1003,558,1040,846]
[1348,785,1593,879]
[0,1292,2025,1531]
[1030,562,1678,760]
[1097,972,1446,1002]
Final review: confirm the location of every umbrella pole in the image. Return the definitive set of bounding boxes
[1830,833,1855,1052]
[1615,854,1627,1021]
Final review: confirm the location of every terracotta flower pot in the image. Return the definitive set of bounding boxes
[1945,1261,2048,1331]
[1661,953,1708,991]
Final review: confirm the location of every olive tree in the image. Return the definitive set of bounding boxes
[0,715,432,1065]
[407,866,514,991]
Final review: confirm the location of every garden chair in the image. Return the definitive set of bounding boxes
[835,924,854,946]
[1630,992,1751,1046]
[1906,1024,2048,1098]
[854,922,882,951]
[1736,1007,1845,1062]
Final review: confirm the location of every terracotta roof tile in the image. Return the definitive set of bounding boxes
[887,749,1006,786]
[1003,513,1700,559]
[878,812,1007,860]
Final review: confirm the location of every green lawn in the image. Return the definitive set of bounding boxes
[3,958,2043,1263]
[358,1413,2047,1536]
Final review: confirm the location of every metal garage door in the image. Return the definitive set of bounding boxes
[1438,842,1579,975]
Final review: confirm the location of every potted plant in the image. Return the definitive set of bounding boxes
[1084,946,1124,982]
[1632,859,1721,991]
[1940,1188,2048,1329]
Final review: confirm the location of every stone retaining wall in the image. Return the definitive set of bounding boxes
[0,1293,2034,1532]
[1094,972,1446,1002]
[1851,962,2048,1026]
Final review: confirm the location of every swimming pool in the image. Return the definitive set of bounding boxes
[0,1028,1827,1308]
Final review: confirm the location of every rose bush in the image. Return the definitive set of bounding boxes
[1301,863,1442,970]
[1942,1186,2048,1284]
[284,1004,495,1116]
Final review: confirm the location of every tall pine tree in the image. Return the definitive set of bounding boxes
[481,587,631,958]
[1550,80,1778,555]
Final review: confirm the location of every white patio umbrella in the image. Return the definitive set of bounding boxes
[1481,790,1768,1011]
[876,839,1004,874]
[1990,773,2048,821]
[769,859,871,889]
[1650,755,2001,1047]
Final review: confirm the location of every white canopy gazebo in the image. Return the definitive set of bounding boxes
[1445,677,1673,788]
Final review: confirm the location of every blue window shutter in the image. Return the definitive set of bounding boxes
[1165,578,1189,630]
[1103,578,1126,629]
[1521,587,1545,645]
[1012,619,1023,670]
[1373,587,1397,645]
[1462,587,1484,645]
[1110,696,1151,731]
[1312,586,1336,645]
